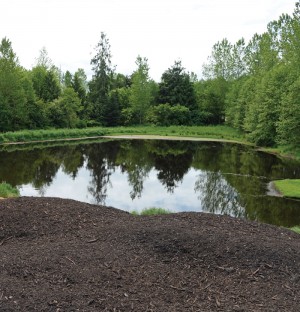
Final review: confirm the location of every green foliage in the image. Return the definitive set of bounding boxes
[131,207,171,216]
[146,104,191,126]
[0,182,20,198]
[245,66,289,146]
[277,77,300,147]
[47,88,82,128]
[273,179,300,198]
[0,38,31,131]
[157,60,197,111]
[195,78,228,124]
[1,0,300,153]
[129,56,153,124]
[120,107,139,126]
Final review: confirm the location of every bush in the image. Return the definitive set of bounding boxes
[146,104,191,126]
[120,108,139,126]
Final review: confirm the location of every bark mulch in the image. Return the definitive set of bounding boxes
[0,197,299,311]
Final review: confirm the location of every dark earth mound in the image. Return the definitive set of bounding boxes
[0,197,299,311]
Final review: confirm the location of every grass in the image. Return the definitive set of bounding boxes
[290,226,300,234]
[0,182,20,198]
[1,125,300,159]
[105,125,246,142]
[273,179,300,198]
[0,125,246,145]
[0,127,108,144]
[131,207,172,216]
[260,145,300,161]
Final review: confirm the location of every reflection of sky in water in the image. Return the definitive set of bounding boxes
[20,166,205,213]
[107,168,201,213]
[11,140,300,227]
[19,161,246,216]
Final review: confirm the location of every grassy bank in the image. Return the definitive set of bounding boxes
[273,179,300,199]
[0,128,108,144]
[260,145,300,161]
[0,125,246,145]
[0,183,20,198]
[1,126,299,160]
[105,125,246,142]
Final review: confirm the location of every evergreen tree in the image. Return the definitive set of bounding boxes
[89,32,116,126]
[157,60,197,111]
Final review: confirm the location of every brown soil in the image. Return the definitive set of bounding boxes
[0,197,299,311]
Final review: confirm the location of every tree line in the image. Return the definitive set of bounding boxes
[0,34,199,132]
[201,2,300,147]
[1,1,300,147]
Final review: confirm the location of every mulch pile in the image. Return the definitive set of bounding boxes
[0,197,299,311]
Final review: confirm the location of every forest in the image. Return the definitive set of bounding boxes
[1,2,300,148]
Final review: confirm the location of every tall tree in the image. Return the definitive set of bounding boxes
[195,78,228,124]
[72,68,88,118]
[202,38,233,80]
[277,75,300,146]
[63,70,73,88]
[31,48,61,103]
[89,32,115,125]
[129,56,153,124]
[0,37,28,131]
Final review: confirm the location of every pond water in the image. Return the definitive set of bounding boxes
[1,139,300,227]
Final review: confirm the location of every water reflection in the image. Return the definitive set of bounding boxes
[194,171,245,218]
[0,139,300,227]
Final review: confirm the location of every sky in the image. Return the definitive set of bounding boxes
[0,0,296,81]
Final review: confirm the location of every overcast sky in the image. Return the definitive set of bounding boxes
[0,0,296,81]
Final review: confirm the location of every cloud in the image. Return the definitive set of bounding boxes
[0,0,296,80]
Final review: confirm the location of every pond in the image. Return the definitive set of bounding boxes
[0,139,300,227]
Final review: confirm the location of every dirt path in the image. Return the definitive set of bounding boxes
[102,134,246,144]
[0,197,299,311]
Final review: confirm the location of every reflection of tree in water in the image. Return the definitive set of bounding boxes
[148,141,194,193]
[33,160,60,191]
[61,146,85,179]
[154,153,193,193]
[117,141,152,200]
[194,171,246,218]
[127,166,150,199]
[87,158,112,205]
[85,142,120,205]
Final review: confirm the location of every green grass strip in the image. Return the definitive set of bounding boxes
[131,207,172,216]
[0,183,20,198]
[290,226,300,234]
[0,127,108,144]
[273,179,300,199]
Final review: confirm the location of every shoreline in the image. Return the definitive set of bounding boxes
[0,134,248,146]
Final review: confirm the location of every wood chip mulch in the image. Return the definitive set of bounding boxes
[0,197,299,311]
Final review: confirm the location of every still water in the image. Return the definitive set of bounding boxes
[0,139,300,227]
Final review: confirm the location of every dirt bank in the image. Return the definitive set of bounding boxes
[0,197,299,311]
